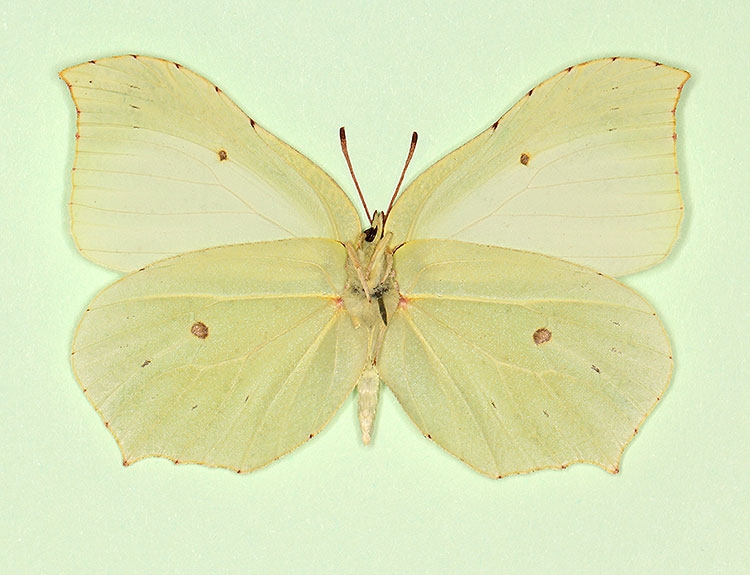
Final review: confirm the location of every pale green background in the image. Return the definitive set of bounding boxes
[1,1,747,573]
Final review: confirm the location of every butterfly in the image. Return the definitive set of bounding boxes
[62,55,689,478]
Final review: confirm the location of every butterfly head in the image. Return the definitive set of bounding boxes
[363,211,386,243]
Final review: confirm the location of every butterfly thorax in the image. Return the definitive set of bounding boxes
[342,211,400,444]
[342,211,399,331]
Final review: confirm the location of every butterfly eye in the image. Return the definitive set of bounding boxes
[363,227,378,242]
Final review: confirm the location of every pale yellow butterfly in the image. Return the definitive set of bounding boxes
[62,55,689,478]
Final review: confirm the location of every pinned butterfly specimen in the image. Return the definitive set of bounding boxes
[61,55,689,478]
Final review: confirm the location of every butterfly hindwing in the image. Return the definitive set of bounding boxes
[379,240,672,477]
[72,238,369,472]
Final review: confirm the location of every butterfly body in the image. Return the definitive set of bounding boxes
[342,211,399,442]
[62,55,689,477]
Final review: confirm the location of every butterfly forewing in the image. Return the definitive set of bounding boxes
[386,58,690,277]
[61,55,361,272]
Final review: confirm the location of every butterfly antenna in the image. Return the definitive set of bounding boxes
[339,127,371,223]
[384,131,418,221]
